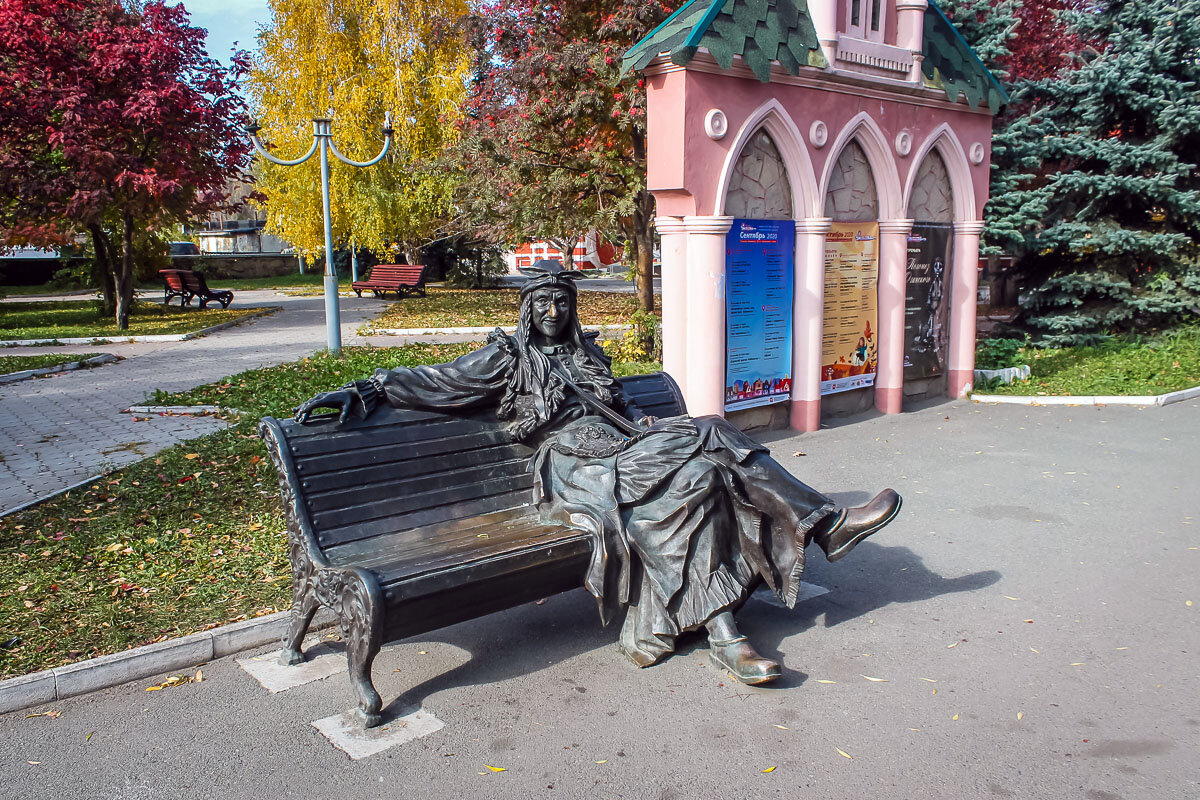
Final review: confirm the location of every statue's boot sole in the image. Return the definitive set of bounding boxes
[709,650,782,685]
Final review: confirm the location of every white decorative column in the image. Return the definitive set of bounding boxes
[948,219,986,398]
[808,0,838,67]
[655,216,689,387]
[875,219,914,415]
[682,215,733,417]
[790,217,831,432]
[896,0,929,82]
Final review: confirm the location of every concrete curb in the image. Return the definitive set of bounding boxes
[0,353,118,384]
[0,307,280,347]
[364,323,631,336]
[0,473,104,519]
[123,404,237,416]
[972,383,1200,407]
[0,608,337,715]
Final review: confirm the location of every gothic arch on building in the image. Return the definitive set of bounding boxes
[903,124,976,222]
[716,99,817,218]
[906,149,954,222]
[820,113,903,220]
[725,129,793,219]
[824,140,879,221]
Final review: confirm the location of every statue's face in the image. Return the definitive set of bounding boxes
[530,286,571,340]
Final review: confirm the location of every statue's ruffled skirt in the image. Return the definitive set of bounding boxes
[531,414,835,665]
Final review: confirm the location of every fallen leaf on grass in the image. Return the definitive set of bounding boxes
[483,765,506,772]
[184,453,199,460]
[860,675,888,682]
[762,766,777,773]
[835,748,853,760]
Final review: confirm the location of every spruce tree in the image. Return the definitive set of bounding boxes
[1012,0,1200,345]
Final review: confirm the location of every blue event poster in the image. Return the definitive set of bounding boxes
[724,219,795,412]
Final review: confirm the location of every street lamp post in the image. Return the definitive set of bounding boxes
[247,114,393,354]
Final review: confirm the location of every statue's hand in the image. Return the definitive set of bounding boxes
[295,389,362,424]
[636,415,658,429]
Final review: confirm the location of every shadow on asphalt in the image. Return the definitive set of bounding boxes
[375,540,999,721]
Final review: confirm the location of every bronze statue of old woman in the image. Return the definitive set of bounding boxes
[296,260,901,684]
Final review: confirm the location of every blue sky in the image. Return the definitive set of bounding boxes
[180,0,271,65]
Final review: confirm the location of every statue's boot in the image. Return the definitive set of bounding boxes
[708,636,782,685]
[812,489,902,563]
[705,611,780,685]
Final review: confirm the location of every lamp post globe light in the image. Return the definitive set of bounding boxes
[247,113,394,354]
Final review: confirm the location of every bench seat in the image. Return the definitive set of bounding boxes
[352,264,426,298]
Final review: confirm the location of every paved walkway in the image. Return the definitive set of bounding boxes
[0,290,382,514]
[1,399,1196,798]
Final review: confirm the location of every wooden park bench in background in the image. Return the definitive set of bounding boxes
[351,264,427,299]
[258,371,686,727]
[158,269,234,309]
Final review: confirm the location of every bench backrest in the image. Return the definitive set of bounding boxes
[259,371,686,569]
[160,270,186,291]
[362,264,424,285]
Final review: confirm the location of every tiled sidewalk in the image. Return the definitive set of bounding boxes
[0,291,380,514]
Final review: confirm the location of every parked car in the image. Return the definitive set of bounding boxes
[169,241,201,256]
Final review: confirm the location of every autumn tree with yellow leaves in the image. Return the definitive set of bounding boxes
[248,0,469,262]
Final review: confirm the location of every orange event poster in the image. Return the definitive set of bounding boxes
[821,222,879,395]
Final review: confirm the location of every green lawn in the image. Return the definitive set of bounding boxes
[0,300,265,341]
[362,288,657,331]
[0,344,659,678]
[0,352,103,374]
[980,326,1200,396]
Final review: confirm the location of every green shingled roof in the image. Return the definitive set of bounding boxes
[922,1,1008,112]
[622,0,827,83]
[624,0,1006,113]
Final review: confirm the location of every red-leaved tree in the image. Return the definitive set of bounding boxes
[454,0,676,312]
[0,0,250,327]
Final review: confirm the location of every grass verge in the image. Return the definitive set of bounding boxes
[0,344,658,678]
[0,352,103,374]
[0,300,264,341]
[981,326,1200,396]
[362,288,658,331]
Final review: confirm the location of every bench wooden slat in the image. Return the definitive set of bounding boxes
[310,472,534,531]
[298,444,525,494]
[292,429,518,476]
[314,486,534,549]
[304,455,530,514]
[287,415,497,457]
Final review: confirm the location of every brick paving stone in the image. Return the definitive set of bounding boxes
[0,291,379,514]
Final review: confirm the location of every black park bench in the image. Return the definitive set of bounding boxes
[258,372,686,727]
[351,264,427,299]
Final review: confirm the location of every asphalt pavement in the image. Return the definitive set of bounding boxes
[1,397,1196,799]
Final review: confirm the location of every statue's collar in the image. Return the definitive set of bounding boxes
[538,343,573,356]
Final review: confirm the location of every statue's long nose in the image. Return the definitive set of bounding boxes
[547,305,558,320]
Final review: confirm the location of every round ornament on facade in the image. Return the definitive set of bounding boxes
[809,120,828,148]
[894,130,912,157]
[969,142,986,165]
[704,109,728,140]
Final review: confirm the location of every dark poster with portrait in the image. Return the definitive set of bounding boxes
[903,223,953,380]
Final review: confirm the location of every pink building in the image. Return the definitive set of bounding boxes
[625,0,1003,431]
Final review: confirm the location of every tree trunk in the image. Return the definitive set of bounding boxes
[403,244,420,266]
[88,224,116,317]
[629,190,657,313]
[550,235,577,270]
[114,213,136,330]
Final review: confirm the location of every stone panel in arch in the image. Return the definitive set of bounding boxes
[823,140,878,222]
[907,149,954,222]
[724,129,793,220]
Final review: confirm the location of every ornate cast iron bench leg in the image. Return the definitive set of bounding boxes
[333,568,384,728]
[279,580,319,667]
